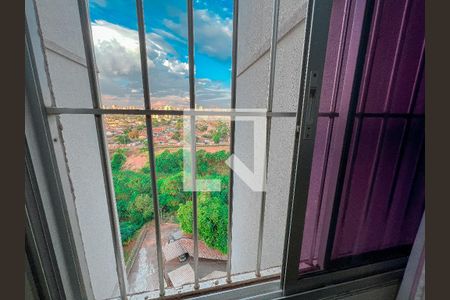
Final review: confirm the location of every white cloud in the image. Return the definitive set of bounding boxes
[163,9,232,60]
[162,59,188,75]
[91,0,107,8]
[153,28,186,45]
[90,20,230,108]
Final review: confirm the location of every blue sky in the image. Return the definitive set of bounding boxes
[89,0,233,108]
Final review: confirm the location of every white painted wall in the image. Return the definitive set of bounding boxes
[231,0,307,274]
[33,0,120,298]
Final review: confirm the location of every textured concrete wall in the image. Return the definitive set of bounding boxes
[33,0,120,298]
[232,0,307,274]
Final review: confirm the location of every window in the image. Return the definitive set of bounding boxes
[35,0,303,298]
[283,0,424,295]
[25,0,424,299]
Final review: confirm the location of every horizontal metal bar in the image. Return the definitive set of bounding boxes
[318,112,340,118]
[130,269,281,299]
[354,112,424,118]
[45,107,297,117]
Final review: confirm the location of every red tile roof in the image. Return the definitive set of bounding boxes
[180,238,227,261]
[162,237,226,262]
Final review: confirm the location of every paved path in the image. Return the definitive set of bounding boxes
[127,222,178,294]
[127,222,227,294]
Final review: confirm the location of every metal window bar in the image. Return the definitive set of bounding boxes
[46,107,296,118]
[76,0,128,299]
[186,0,200,290]
[226,0,239,284]
[307,0,353,267]
[135,0,166,296]
[256,0,281,277]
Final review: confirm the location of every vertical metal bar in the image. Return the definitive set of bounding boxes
[187,0,200,289]
[281,0,315,287]
[308,0,352,266]
[226,0,239,283]
[256,0,280,277]
[76,0,128,298]
[136,0,166,296]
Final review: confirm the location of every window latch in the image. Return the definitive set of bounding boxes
[303,71,319,140]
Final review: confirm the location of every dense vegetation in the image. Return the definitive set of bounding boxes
[177,194,228,253]
[111,148,230,254]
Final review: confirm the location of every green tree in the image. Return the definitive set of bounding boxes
[196,150,209,175]
[120,221,140,243]
[159,172,190,212]
[210,121,229,144]
[111,150,127,171]
[116,199,130,220]
[177,194,228,253]
[212,131,221,144]
[115,134,131,144]
[129,194,154,225]
[172,131,182,142]
[200,174,229,205]
[175,118,183,130]
[177,199,193,234]
[155,149,183,175]
[136,124,146,131]
[111,148,231,247]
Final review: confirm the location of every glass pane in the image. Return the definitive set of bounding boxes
[297,0,367,273]
[330,0,425,262]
